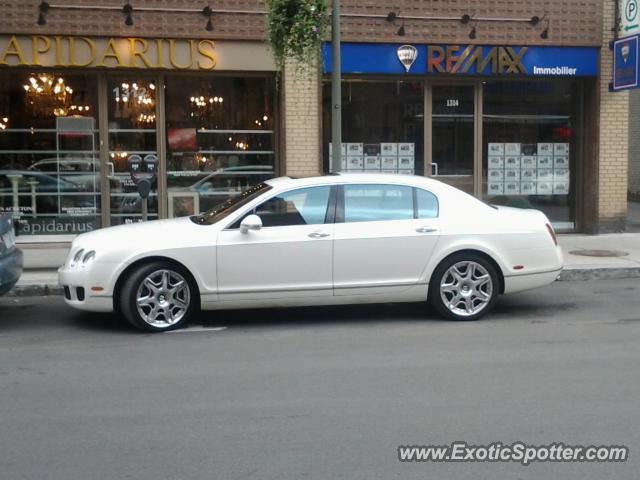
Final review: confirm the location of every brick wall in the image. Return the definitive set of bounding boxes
[338,0,602,46]
[0,0,267,40]
[629,90,640,197]
[598,0,629,231]
[0,0,601,46]
[283,60,321,177]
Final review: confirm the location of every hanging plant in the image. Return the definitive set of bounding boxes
[266,0,329,74]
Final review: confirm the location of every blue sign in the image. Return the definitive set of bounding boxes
[322,43,599,77]
[612,35,639,90]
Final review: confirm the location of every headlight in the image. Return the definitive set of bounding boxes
[82,250,96,264]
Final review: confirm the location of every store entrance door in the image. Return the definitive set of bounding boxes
[429,84,477,195]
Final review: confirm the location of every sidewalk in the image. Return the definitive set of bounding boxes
[6,233,640,297]
[558,233,640,280]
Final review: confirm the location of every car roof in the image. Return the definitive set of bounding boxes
[265,173,449,192]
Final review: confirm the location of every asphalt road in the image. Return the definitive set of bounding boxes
[0,279,639,480]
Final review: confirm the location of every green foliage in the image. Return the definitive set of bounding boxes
[266,0,329,74]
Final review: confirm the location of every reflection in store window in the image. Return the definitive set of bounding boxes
[107,77,158,225]
[482,80,579,230]
[165,76,276,216]
[0,72,100,236]
[322,80,423,176]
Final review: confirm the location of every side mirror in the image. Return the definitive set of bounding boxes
[240,214,262,234]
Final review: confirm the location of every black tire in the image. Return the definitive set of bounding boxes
[119,261,197,333]
[428,253,499,321]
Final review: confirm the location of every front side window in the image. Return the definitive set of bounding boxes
[252,186,331,227]
[344,184,413,222]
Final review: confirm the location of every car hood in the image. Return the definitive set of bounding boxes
[71,217,210,260]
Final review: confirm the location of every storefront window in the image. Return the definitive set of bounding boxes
[322,80,424,175]
[165,75,276,217]
[107,76,158,225]
[482,80,579,230]
[0,72,100,236]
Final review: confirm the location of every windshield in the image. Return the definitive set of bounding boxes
[190,183,272,226]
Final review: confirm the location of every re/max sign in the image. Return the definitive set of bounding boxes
[427,46,528,74]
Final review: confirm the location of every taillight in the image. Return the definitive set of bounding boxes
[545,223,558,246]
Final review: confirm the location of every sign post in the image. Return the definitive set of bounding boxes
[330,0,342,172]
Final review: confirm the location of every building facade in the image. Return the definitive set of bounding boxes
[0,0,630,264]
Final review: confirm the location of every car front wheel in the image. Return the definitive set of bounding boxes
[119,262,196,332]
[429,253,499,321]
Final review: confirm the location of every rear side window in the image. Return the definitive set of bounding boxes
[416,188,439,219]
[344,184,413,222]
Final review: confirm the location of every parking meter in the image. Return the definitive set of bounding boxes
[128,154,158,222]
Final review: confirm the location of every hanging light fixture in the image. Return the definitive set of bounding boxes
[37,1,49,26]
[540,17,550,39]
[123,2,133,26]
[202,6,214,31]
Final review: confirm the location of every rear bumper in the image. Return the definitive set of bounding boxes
[0,248,24,295]
[504,268,562,294]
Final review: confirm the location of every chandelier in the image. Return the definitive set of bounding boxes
[0,116,7,130]
[113,81,155,126]
[189,94,224,120]
[22,74,91,117]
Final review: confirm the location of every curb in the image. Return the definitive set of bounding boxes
[6,284,63,297]
[557,267,640,281]
[5,267,640,297]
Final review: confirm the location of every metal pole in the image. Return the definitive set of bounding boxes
[331,0,342,172]
[141,198,148,222]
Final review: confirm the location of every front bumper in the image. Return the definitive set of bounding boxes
[0,248,24,296]
[58,264,114,313]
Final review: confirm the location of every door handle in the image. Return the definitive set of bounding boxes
[416,227,437,233]
[308,231,331,238]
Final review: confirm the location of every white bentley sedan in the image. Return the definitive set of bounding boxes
[59,174,563,332]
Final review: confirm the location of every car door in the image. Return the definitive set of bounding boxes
[216,185,335,301]
[333,183,440,296]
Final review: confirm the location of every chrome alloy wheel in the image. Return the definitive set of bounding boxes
[439,261,493,317]
[135,269,191,328]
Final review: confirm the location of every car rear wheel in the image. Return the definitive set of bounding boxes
[429,253,499,321]
[119,262,196,332]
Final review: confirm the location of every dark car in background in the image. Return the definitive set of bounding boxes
[0,213,23,296]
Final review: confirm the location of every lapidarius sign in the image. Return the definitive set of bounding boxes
[0,35,216,71]
[427,45,528,74]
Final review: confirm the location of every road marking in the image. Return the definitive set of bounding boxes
[165,326,227,334]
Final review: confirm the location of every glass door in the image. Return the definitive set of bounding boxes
[106,75,159,226]
[430,84,476,194]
